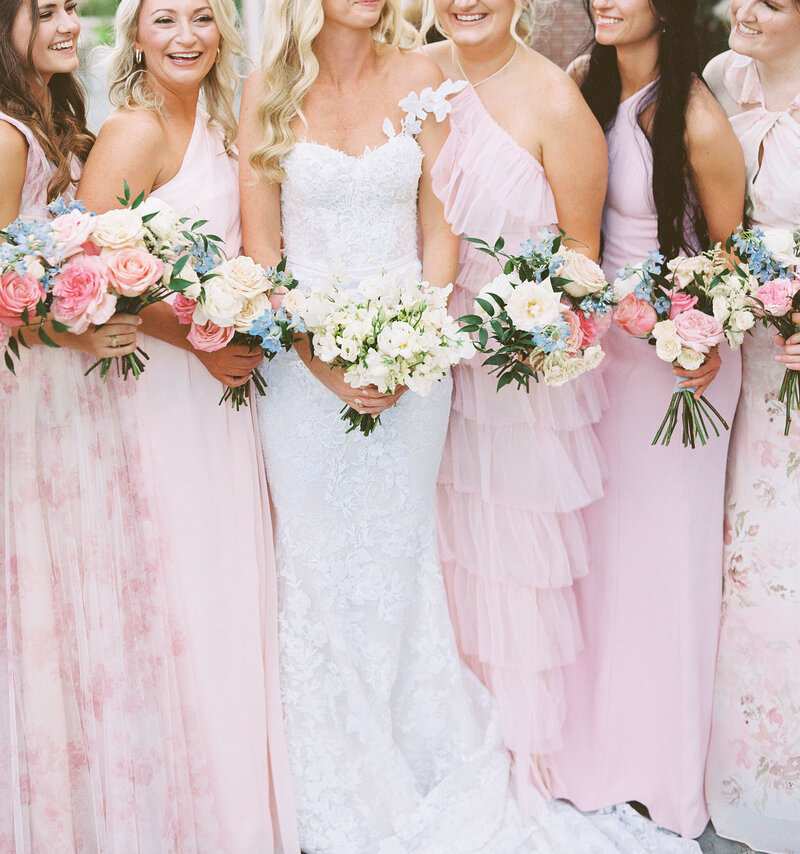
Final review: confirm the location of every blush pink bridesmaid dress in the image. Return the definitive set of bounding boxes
[121,107,298,854]
[545,82,742,838]
[433,83,608,807]
[0,113,223,851]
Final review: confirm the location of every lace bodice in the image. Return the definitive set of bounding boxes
[280,80,465,288]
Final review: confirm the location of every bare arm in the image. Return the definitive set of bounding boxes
[0,122,27,230]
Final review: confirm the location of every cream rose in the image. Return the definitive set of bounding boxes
[667,254,716,289]
[233,291,273,333]
[559,250,607,298]
[92,209,147,251]
[505,278,562,330]
[655,334,682,362]
[217,256,269,299]
[676,347,705,371]
[194,282,244,327]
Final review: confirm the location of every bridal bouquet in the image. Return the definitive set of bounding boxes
[173,255,301,409]
[612,247,757,447]
[0,186,213,379]
[458,231,613,391]
[287,267,475,436]
[732,225,800,434]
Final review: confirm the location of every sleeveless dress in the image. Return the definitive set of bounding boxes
[545,81,743,839]
[257,82,702,854]
[122,107,298,854]
[0,115,222,851]
[432,83,607,803]
[705,52,800,854]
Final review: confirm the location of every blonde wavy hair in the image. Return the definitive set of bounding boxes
[249,0,419,184]
[105,0,241,152]
[421,0,555,46]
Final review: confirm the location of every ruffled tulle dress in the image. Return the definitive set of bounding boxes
[122,106,298,854]
[705,52,800,854]
[545,81,742,838]
[432,83,607,803]
[0,114,223,851]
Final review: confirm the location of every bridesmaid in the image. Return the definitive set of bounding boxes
[703,3,800,849]
[545,0,746,838]
[422,0,609,806]
[77,0,298,850]
[0,0,219,848]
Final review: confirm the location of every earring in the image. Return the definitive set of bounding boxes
[216,47,220,62]
[134,47,142,63]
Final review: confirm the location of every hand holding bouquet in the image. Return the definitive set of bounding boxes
[612,247,757,447]
[174,256,301,409]
[287,267,475,436]
[458,231,613,391]
[732,225,800,434]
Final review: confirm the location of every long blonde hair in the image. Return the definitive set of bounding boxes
[105,0,241,152]
[421,0,553,46]
[249,0,418,184]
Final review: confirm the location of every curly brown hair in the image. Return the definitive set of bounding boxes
[0,0,94,200]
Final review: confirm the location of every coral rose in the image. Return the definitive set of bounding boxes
[187,320,234,352]
[668,289,699,319]
[561,309,584,353]
[105,248,164,297]
[613,293,658,337]
[0,270,46,327]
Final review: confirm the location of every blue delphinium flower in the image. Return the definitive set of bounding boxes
[580,291,615,315]
[732,226,788,285]
[249,309,284,353]
[46,197,88,217]
[531,318,570,353]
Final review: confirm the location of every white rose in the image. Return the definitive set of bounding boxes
[612,274,639,300]
[667,254,716,289]
[24,257,45,280]
[138,197,181,242]
[218,256,269,298]
[476,273,516,318]
[194,280,245,326]
[712,294,731,323]
[676,346,705,371]
[301,292,334,331]
[761,228,800,269]
[92,209,147,250]
[233,291,273,333]
[655,334,682,362]
[729,308,755,332]
[505,278,562,331]
[559,250,607,298]
[283,289,308,317]
[652,319,677,340]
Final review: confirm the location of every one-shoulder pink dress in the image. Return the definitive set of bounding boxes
[123,108,298,854]
[0,115,222,850]
[705,52,800,854]
[545,82,742,838]
[433,83,608,805]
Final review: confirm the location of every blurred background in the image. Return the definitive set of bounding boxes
[78,0,732,129]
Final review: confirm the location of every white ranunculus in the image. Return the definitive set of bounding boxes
[234,291,272,333]
[24,257,45,280]
[652,319,677,339]
[194,281,244,326]
[217,256,269,299]
[92,209,146,250]
[655,334,682,362]
[582,344,605,372]
[729,308,755,332]
[505,278,562,331]
[676,346,705,371]
[559,250,608,297]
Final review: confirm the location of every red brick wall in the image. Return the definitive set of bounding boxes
[533,0,594,70]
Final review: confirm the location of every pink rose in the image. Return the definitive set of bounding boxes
[561,309,584,353]
[0,270,47,327]
[172,293,198,325]
[577,311,598,346]
[753,278,800,317]
[672,308,724,353]
[187,320,234,352]
[268,283,288,311]
[81,241,101,257]
[52,256,116,334]
[50,210,96,257]
[668,289,699,319]
[105,248,164,297]
[613,293,658,338]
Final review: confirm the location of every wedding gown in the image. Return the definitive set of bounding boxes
[256,82,701,854]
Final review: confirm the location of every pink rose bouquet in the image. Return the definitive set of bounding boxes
[612,246,756,447]
[733,225,800,434]
[459,231,614,390]
[174,255,301,409]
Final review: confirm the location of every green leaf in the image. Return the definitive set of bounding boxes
[116,179,131,206]
[483,353,508,367]
[474,297,495,317]
[17,329,28,349]
[141,212,157,223]
[493,236,505,252]
[172,254,190,275]
[191,219,210,230]
[7,335,20,358]
[478,327,488,348]
[131,188,146,209]
[38,326,60,348]
[4,351,16,374]
[51,319,69,333]
[496,372,514,390]
[457,314,484,326]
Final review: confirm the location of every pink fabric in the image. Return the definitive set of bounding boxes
[0,114,223,851]
[545,84,742,838]
[705,52,800,854]
[132,107,299,854]
[432,84,608,805]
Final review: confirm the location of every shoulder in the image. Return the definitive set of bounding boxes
[0,118,30,163]
[516,49,596,128]
[242,68,265,103]
[685,76,736,148]
[566,53,591,86]
[96,107,165,150]
[394,48,445,91]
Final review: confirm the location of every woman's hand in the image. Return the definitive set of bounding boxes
[195,342,263,388]
[71,313,141,358]
[774,311,800,371]
[306,357,406,415]
[674,345,721,399]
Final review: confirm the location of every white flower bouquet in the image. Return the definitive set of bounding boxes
[458,231,614,391]
[612,245,757,447]
[287,267,475,436]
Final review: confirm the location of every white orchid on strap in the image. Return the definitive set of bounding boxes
[383,78,468,139]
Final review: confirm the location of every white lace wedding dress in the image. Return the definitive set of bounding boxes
[256,84,701,854]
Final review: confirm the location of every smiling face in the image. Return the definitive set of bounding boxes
[135,0,220,94]
[11,0,80,83]
[729,0,800,64]
[433,0,517,48]
[321,0,385,30]
[589,0,661,47]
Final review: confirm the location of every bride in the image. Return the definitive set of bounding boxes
[238,1,701,852]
